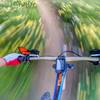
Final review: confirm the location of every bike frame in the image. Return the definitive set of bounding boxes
[52,56,74,100]
[19,54,99,100]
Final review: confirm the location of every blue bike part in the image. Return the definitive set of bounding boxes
[52,55,75,100]
[41,91,51,100]
[57,67,68,100]
[55,56,66,73]
[57,63,75,100]
[18,55,30,62]
[53,56,66,100]
[53,73,59,100]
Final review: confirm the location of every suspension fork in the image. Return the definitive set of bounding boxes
[52,56,74,100]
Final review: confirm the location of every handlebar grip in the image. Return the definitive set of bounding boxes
[89,49,100,65]
[89,49,100,57]
[18,55,30,62]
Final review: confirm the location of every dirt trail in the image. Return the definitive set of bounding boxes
[28,1,79,100]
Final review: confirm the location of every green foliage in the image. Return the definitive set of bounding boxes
[58,2,72,22]
[58,1,100,100]
[58,1,100,50]
[0,1,44,100]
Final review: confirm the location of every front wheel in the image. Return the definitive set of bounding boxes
[41,91,51,100]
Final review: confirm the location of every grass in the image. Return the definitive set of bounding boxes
[0,1,44,100]
[57,0,100,100]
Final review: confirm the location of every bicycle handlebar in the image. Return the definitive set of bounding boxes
[29,56,99,62]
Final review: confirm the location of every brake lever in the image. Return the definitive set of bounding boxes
[18,54,39,62]
[89,49,100,65]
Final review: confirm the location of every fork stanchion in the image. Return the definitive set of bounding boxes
[52,55,75,100]
[53,56,66,100]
